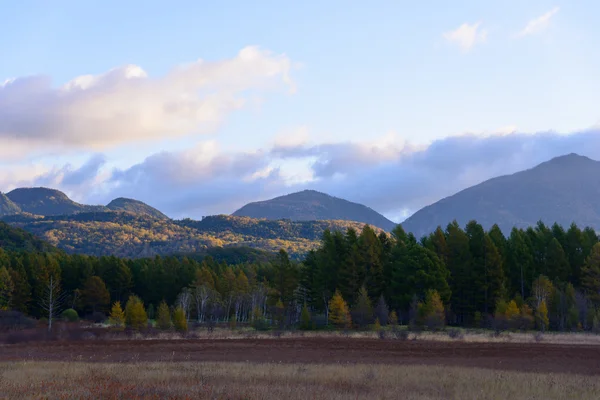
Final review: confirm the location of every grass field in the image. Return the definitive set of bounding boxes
[1,361,599,400]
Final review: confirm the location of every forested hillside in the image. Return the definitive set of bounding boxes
[2,219,600,333]
[2,212,378,258]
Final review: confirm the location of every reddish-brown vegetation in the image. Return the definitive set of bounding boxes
[2,336,600,375]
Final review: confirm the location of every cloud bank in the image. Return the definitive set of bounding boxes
[0,46,293,156]
[10,129,600,222]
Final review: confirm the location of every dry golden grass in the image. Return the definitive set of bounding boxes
[1,361,599,399]
[115,327,600,346]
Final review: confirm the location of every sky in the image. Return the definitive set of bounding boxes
[2,0,600,222]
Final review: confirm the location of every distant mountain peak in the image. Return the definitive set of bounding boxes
[401,153,600,237]
[233,190,396,231]
[106,197,168,220]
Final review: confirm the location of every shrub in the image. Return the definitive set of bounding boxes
[378,329,386,340]
[155,301,172,330]
[172,306,188,332]
[61,308,79,322]
[0,310,36,332]
[534,332,544,342]
[312,314,329,330]
[393,327,409,341]
[87,311,106,324]
[125,295,148,331]
[447,328,464,340]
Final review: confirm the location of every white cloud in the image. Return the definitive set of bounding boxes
[0,46,294,157]
[443,22,488,52]
[516,7,560,38]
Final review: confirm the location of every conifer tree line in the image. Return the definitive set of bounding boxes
[2,220,600,332]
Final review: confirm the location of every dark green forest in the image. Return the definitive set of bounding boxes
[2,219,600,332]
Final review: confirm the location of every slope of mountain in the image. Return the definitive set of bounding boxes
[0,221,55,252]
[3,212,379,259]
[106,197,169,220]
[401,153,600,237]
[6,187,108,216]
[0,193,21,217]
[232,189,396,231]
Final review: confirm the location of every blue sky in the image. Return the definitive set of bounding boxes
[2,1,600,221]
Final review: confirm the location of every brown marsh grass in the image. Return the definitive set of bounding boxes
[1,361,599,399]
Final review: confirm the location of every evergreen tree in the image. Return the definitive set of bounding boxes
[300,303,312,330]
[506,228,534,299]
[466,221,487,315]
[545,238,570,282]
[328,290,351,328]
[8,266,30,314]
[565,223,585,285]
[80,276,110,313]
[338,228,362,306]
[351,287,373,328]
[271,249,299,305]
[581,243,600,305]
[156,301,172,330]
[374,295,389,325]
[359,226,384,301]
[445,221,472,324]
[0,266,14,310]
[484,234,506,314]
[389,243,450,312]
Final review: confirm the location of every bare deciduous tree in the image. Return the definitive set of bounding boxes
[39,276,67,332]
[177,287,193,321]
[193,284,211,322]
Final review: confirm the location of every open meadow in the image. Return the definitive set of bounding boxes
[2,331,600,399]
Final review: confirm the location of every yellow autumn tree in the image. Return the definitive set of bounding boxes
[419,290,445,330]
[388,310,399,326]
[535,300,549,332]
[108,301,125,330]
[328,290,351,328]
[155,300,172,330]
[125,295,148,331]
[172,306,188,332]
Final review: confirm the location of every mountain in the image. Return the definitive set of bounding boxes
[106,197,169,220]
[0,193,21,217]
[6,187,108,216]
[232,190,396,231]
[401,153,600,237]
[3,212,379,259]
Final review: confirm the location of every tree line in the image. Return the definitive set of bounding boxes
[1,220,600,332]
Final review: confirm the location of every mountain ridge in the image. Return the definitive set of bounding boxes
[233,189,396,231]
